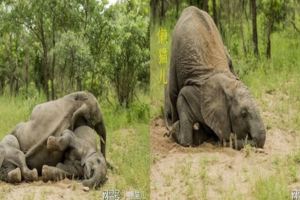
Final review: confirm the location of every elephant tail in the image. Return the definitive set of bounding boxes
[164,115,172,131]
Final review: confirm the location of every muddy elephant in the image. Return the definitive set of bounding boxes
[43,126,107,188]
[7,91,106,175]
[165,6,266,148]
[0,135,38,183]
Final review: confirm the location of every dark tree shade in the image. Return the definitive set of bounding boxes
[251,0,259,57]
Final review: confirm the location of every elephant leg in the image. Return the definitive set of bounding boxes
[192,123,211,146]
[6,149,38,182]
[42,159,84,182]
[2,135,37,182]
[7,167,22,183]
[47,130,86,159]
[47,130,74,152]
[42,165,71,182]
[0,162,21,183]
[172,95,194,146]
[57,160,84,179]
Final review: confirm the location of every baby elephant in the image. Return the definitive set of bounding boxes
[0,134,38,183]
[42,126,107,188]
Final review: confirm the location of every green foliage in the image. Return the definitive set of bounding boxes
[52,31,93,93]
[0,0,150,106]
[104,1,150,107]
[261,0,290,30]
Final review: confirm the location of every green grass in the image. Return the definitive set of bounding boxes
[0,92,150,199]
[252,150,300,200]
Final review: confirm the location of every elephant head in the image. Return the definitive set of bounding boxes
[69,92,107,158]
[82,152,107,188]
[200,72,266,149]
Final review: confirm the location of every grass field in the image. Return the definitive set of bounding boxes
[0,92,150,199]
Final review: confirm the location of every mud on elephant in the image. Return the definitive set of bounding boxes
[165,6,266,149]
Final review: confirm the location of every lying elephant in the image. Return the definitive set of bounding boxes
[0,134,38,183]
[42,126,107,188]
[166,6,266,148]
[6,91,106,176]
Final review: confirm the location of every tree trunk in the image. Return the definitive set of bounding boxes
[175,0,179,18]
[24,48,29,96]
[203,0,208,12]
[212,0,218,25]
[51,14,56,100]
[251,0,259,57]
[160,0,164,23]
[219,1,225,42]
[39,15,50,100]
[240,12,247,55]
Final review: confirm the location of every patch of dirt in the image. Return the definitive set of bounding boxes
[0,179,98,200]
[150,118,300,200]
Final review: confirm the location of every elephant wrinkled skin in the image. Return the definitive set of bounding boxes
[43,126,107,188]
[165,6,266,149]
[9,91,106,173]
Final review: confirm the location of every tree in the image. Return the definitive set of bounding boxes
[52,31,93,94]
[106,1,149,107]
[189,0,208,11]
[262,0,289,58]
[212,0,218,26]
[251,0,259,57]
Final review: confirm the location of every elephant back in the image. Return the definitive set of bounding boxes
[171,6,230,88]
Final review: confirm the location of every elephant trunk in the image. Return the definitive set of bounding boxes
[82,176,100,188]
[83,165,107,188]
[249,119,266,148]
[251,129,266,148]
[95,122,106,158]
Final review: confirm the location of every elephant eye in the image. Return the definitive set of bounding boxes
[96,158,101,164]
[241,109,247,118]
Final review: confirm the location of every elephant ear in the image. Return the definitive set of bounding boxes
[200,75,231,141]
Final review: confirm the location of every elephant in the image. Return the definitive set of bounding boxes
[7,91,106,175]
[165,6,266,148]
[42,126,107,188]
[0,134,38,183]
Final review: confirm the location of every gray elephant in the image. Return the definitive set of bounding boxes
[42,126,107,188]
[0,134,38,183]
[166,6,266,148]
[6,91,106,179]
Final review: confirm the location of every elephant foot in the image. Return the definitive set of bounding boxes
[7,168,21,183]
[47,136,60,151]
[23,168,38,182]
[42,165,68,182]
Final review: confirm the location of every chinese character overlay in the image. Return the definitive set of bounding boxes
[158,27,168,85]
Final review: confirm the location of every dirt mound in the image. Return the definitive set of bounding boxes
[150,118,300,200]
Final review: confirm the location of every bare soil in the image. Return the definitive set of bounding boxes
[150,117,300,200]
[0,179,97,200]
